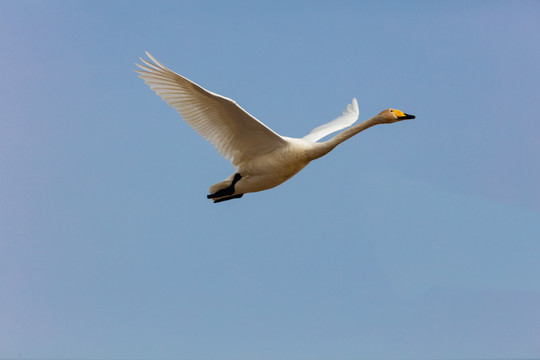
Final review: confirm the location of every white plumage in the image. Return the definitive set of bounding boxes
[303,98,360,142]
[136,52,415,203]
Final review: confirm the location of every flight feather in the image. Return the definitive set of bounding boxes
[135,52,286,167]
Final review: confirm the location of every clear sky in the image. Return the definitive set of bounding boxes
[1,1,539,359]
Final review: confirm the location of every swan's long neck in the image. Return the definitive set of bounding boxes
[307,115,382,160]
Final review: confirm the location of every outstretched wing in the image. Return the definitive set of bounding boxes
[303,98,359,142]
[136,52,287,167]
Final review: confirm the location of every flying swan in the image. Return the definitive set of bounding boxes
[136,52,415,203]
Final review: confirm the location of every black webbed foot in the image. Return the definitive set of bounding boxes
[207,173,242,199]
[212,194,244,203]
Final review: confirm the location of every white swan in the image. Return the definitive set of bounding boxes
[136,52,415,203]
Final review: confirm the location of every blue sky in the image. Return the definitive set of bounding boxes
[1,1,539,359]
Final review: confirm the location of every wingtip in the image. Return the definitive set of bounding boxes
[145,51,157,63]
[141,51,167,70]
[352,98,359,112]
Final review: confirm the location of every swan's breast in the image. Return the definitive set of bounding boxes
[250,138,312,172]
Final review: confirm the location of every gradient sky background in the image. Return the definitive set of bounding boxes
[1,1,540,359]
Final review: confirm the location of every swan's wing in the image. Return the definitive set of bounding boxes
[135,52,286,167]
[302,98,359,142]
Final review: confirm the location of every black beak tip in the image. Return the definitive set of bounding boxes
[402,113,415,120]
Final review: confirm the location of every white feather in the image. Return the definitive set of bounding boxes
[303,98,359,142]
[135,52,286,167]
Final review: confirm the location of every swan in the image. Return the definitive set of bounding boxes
[135,52,415,203]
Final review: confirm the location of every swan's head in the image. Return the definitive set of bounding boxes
[379,109,416,123]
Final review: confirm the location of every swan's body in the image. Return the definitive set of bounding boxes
[136,52,415,203]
